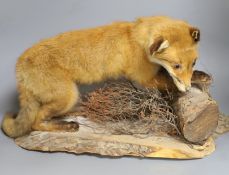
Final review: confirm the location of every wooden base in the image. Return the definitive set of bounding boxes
[14,114,229,159]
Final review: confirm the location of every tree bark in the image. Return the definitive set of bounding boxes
[172,70,219,143]
[15,114,229,159]
[15,116,215,159]
[173,88,219,143]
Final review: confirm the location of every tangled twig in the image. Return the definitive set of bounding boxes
[77,80,181,136]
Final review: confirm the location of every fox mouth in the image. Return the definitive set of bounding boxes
[149,58,187,92]
[158,65,187,92]
[170,76,186,92]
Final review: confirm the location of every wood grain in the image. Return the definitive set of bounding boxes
[173,88,219,143]
[15,116,215,159]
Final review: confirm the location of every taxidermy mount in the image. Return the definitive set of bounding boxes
[2,16,200,138]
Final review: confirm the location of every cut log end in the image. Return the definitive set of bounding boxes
[173,88,219,144]
[182,103,219,143]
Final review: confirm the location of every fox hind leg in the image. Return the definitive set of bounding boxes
[32,83,79,132]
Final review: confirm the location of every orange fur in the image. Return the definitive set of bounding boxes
[1,16,199,138]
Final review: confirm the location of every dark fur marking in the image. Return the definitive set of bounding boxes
[149,36,164,55]
[190,27,200,42]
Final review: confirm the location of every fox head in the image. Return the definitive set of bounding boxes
[133,16,200,92]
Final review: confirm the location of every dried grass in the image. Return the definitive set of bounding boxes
[77,80,181,136]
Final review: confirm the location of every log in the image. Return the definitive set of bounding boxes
[173,88,219,143]
[173,70,219,143]
[15,116,216,159]
[191,70,213,93]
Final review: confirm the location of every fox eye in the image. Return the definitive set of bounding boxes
[174,64,182,69]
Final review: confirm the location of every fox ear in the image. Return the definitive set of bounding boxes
[190,27,200,42]
[149,36,169,55]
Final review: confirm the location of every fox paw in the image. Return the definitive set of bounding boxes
[55,121,79,132]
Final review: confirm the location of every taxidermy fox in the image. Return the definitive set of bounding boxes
[2,16,200,138]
